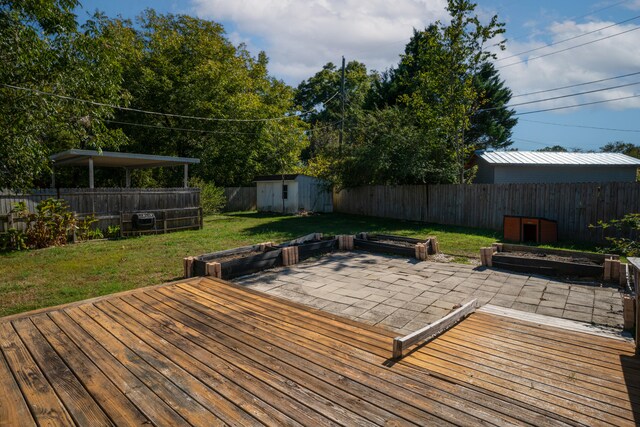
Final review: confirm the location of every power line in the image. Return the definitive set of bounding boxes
[479,80,640,113]
[103,118,340,136]
[512,70,640,98]
[103,119,260,135]
[503,80,640,109]
[497,25,640,69]
[519,118,640,133]
[513,93,640,115]
[0,82,339,123]
[500,0,631,45]
[512,137,584,151]
[496,14,640,62]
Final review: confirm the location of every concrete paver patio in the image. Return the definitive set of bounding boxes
[234,251,624,334]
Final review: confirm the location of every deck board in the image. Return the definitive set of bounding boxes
[0,276,638,426]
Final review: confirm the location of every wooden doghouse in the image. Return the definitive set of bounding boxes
[503,215,557,243]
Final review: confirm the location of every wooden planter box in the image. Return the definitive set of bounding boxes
[486,243,620,281]
[354,233,436,259]
[189,233,337,279]
[278,233,338,263]
[191,243,282,280]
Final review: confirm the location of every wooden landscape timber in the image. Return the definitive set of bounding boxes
[483,243,621,280]
[190,244,282,280]
[188,233,338,279]
[338,234,355,250]
[393,299,478,359]
[1,277,637,426]
[354,233,438,260]
[627,258,640,354]
[186,232,439,280]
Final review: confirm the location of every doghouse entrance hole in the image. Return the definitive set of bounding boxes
[522,223,538,242]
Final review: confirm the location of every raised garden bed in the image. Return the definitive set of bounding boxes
[278,233,338,262]
[484,243,621,281]
[188,233,338,279]
[354,233,437,260]
[191,243,281,279]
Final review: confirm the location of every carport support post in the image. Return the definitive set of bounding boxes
[183,164,188,188]
[125,168,131,188]
[50,166,55,188]
[88,156,94,189]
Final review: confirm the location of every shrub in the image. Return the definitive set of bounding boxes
[0,228,27,251]
[591,213,640,257]
[105,225,121,239]
[3,199,77,250]
[77,214,103,241]
[190,177,226,215]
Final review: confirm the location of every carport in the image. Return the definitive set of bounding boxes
[49,149,200,188]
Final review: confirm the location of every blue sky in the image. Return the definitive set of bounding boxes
[76,0,640,152]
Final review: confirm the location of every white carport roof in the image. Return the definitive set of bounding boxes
[50,149,200,168]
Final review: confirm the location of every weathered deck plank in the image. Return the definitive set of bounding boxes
[0,276,638,426]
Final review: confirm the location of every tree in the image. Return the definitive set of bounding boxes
[294,60,375,159]
[537,145,568,152]
[465,62,516,151]
[116,10,307,186]
[600,141,640,158]
[0,2,133,190]
[398,0,506,183]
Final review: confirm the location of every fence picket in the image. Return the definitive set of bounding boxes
[332,183,640,243]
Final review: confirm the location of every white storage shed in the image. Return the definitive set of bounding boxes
[474,151,640,184]
[255,174,333,214]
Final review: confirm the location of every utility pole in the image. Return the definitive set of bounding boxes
[339,56,345,154]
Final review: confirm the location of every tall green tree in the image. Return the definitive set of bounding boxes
[398,0,506,183]
[466,62,516,151]
[294,60,376,159]
[116,10,307,186]
[0,2,132,189]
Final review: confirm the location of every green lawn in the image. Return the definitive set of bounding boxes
[0,211,599,317]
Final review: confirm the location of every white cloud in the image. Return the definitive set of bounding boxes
[191,0,449,84]
[496,20,640,112]
[190,1,640,113]
[624,0,640,10]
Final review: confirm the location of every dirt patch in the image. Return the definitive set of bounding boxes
[210,250,265,263]
[373,239,418,248]
[500,251,600,266]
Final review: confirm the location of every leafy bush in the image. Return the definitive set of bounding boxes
[591,213,640,257]
[2,199,77,251]
[0,229,27,251]
[77,214,103,241]
[105,225,121,239]
[190,177,226,215]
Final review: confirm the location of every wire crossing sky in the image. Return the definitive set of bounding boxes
[76,0,640,151]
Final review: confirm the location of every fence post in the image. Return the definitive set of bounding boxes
[72,212,77,243]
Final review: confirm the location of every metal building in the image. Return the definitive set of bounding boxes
[255,174,333,214]
[473,151,640,184]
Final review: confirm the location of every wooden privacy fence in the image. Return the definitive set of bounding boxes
[333,183,640,242]
[0,188,201,233]
[223,187,256,212]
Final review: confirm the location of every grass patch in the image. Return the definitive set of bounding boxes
[0,211,599,317]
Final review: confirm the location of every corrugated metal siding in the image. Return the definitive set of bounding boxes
[474,162,495,184]
[480,151,640,166]
[493,165,637,184]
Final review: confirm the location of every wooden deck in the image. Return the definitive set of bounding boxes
[1,276,638,426]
